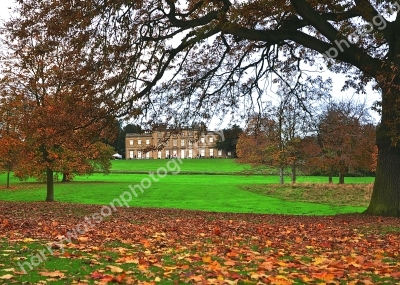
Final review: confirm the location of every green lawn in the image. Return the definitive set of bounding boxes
[0,169,372,215]
[110,158,252,172]
[0,159,375,215]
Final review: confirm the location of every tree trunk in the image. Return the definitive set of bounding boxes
[338,172,345,184]
[62,172,70,182]
[365,142,400,216]
[46,167,54,202]
[328,166,333,183]
[291,163,296,184]
[365,74,400,216]
[6,171,10,188]
[338,161,345,184]
[279,167,284,185]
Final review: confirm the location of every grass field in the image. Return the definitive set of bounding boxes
[110,158,252,173]
[0,159,374,215]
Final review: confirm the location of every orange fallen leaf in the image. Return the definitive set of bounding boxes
[114,272,126,283]
[202,256,212,263]
[224,260,236,266]
[312,272,335,282]
[0,274,13,280]
[39,270,65,278]
[107,265,124,273]
[213,226,221,236]
[189,275,204,282]
[78,236,89,243]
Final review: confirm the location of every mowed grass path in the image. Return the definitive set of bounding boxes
[0,158,373,215]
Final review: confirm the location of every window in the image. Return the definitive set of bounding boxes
[227,151,232,156]
[209,149,214,157]
[200,149,205,157]
[188,140,193,146]
[165,150,170,158]
[138,139,142,145]
[158,151,162,159]
[146,152,150,158]
[181,149,185,158]
[129,140,133,146]
[181,139,185,146]
[218,150,222,156]
[188,149,193,158]
[146,139,150,145]
[200,137,205,143]
[209,137,213,143]
[173,139,177,146]
[129,151,134,159]
[137,151,142,158]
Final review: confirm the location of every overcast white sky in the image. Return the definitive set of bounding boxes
[0,0,14,21]
[0,0,381,125]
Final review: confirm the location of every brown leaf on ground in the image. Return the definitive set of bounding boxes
[38,270,65,278]
[1,201,400,284]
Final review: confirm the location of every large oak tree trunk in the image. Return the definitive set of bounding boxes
[365,124,400,216]
[365,144,400,216]
[365,75,400,216]
[46,167,54,202]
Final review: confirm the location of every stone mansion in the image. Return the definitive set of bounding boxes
[125,127,233,159]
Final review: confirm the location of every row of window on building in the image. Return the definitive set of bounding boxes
[128,137,213,147]
[128,148,231,159]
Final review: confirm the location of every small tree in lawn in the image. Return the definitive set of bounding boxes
[237,85,319,184]
[299,135,323,175]
[0,8,118,201]
[274,91,316,184]
[0,135,24,188]
[316,100,376,184]
[0,97,24,188]
[237,115,287,183]
[236,104,312,184]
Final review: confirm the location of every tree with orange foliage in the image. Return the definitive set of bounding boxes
[237,84,320,184]
[237,109,306,184]
[307,100,376,184]
[0,97,25,188]
[0,8,117,200]
[371,145,378,173]
[236,118,277,164]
